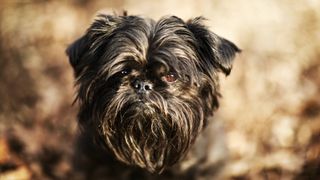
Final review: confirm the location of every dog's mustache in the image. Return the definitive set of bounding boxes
[95,89,204,172]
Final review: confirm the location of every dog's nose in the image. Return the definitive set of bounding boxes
[132,79,152,93]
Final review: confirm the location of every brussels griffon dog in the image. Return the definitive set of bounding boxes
[67,13,240,179]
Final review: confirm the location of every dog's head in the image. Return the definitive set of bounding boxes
[67,14,240,173]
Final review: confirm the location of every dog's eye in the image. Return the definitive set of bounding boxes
[162,72,178,83]
[120,69,131,76]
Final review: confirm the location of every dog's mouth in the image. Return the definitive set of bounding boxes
[134,92,153,103]
[123,98,152,112]
[135,96,147,104]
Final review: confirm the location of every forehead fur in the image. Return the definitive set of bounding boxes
[88,15,201,79]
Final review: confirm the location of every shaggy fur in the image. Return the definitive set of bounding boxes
[66,13,240,178]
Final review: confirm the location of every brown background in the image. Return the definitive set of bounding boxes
[0,0,319,179]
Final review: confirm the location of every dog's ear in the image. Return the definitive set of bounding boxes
[66,35,89,76]
[66,14,123,77]
[186,17,240,76]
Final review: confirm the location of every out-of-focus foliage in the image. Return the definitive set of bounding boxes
[0,0,319,179]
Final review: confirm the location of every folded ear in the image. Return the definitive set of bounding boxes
[186,17,240,76]
[66,35,89,77]
[66,14,123,77]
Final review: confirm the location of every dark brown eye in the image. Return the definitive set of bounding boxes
[162,73,177,83]
[121,69,131,76]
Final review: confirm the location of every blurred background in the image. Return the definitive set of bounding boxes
[0,0,319,179]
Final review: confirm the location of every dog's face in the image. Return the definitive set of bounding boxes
[67,14,239,173]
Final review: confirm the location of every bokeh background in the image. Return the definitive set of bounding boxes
[0,0,319,179]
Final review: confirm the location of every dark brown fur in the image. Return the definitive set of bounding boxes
[66,13,240,177]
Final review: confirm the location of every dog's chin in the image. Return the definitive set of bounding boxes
[99,98,201,173]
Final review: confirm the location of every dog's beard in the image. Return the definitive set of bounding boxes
[98,89,205,173]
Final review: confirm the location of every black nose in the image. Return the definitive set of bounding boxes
[132,79,152,93]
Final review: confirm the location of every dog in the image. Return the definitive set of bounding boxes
[66,13,240,179]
